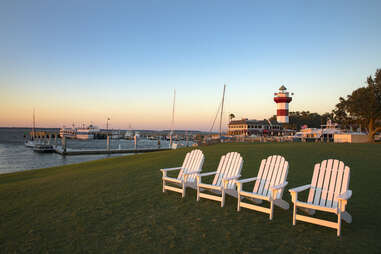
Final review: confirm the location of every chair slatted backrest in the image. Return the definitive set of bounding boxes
[212,152,243,189]
[177,149,205,183]
[253,155,289,198]
[307,159,350,208]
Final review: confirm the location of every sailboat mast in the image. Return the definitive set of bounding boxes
[32,108,35,138]
[219,84,226,137]
[170,89,176,146]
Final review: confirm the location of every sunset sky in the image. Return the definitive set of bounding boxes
[1,0,381,131]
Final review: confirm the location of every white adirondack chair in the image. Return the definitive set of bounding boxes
[236,155,289,220]
[160,149,204,198]
[196,152,243,207]
[289,159,352,237]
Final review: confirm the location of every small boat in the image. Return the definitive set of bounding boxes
[124,130,134,139]
[25,108,39,148]
[33,144,54,153]
[110,130,122,139]
[25,140,37,148]
[25,139,45,148]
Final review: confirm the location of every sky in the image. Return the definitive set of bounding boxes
[1,0,380,131]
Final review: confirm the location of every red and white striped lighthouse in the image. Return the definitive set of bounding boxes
[274,85,292,123]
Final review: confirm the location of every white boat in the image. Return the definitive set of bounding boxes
[59,127,77,139]
[59,124,100,140]
[110,130,122,139]
[25,108,40,148]
[76,124,100,140]
[25,140,38,148]
[296,119,344,142]
[124,130,134,140]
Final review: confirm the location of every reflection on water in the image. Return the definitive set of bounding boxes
[63,138,170,151]
[0,143,134,174]
[0,128,188,174]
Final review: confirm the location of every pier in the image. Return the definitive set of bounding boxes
[52,135,172,156]
[54,147,170,156]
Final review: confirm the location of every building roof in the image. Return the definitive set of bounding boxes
[229,119,281,126]
[229,119,247,125]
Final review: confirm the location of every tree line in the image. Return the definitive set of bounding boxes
[269,111,333,130]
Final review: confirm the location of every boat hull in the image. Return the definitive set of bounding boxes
[33,144,54,153]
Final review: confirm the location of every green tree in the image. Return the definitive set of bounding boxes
[338,69,381,142]
[270,111,332,130]
[332,97,353,129]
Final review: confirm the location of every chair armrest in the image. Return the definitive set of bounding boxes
[289,184,311,193]
[235,177,257,192]
[270,182,288,200]
[223,175,241,189]
[236,177,258,184]
[183,170,201,176]
[337,190,352,212]
[338,190,352,201]
[197,171,218,185]
[199,171,218,177]
[270,181,288,191]
[160,167,182,172]
[183,170,201,182]
[223,175,241,182]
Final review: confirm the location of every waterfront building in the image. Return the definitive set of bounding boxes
[228,118,283,136]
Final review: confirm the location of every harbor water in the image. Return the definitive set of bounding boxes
[0,128,178,174]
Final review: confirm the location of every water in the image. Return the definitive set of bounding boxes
[0,128,178,174]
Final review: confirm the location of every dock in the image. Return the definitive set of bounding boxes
[54,147,170,156]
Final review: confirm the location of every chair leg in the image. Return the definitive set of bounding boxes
[221,189,225,207]
[270,201,274,220]
[237,193,241,212]
[197,186,200,201]
[337,211,342,237]
[162,180,166,192]
[293,203,296,226]
[182,181,186,198]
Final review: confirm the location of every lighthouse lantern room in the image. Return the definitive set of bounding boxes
[274,85,292,123]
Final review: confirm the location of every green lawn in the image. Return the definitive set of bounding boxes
[1,143,381,253]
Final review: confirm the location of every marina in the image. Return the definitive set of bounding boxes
[0,128,185,174]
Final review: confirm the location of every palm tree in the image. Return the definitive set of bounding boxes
[229,113,235,122]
